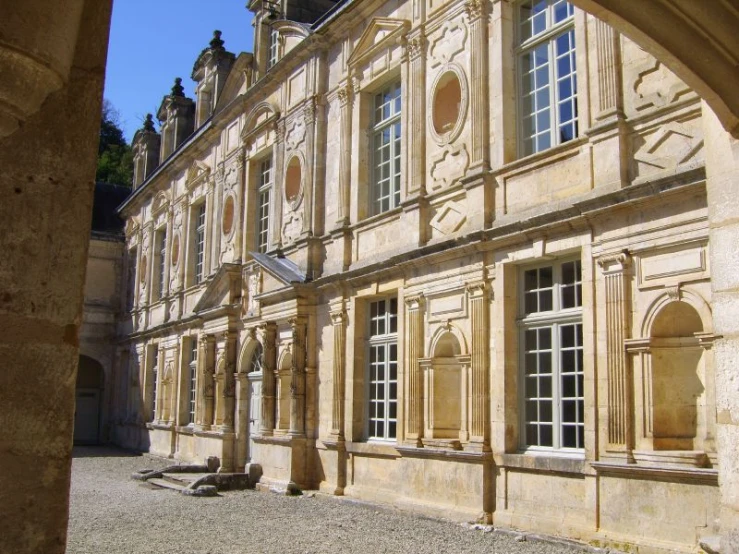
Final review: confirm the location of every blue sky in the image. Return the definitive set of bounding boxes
[105,1,255,142]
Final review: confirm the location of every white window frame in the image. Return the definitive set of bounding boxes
[193,202,206,284]
[256,156,273,254]
[267,27,280,69]
[187,338,198,425]
[366,297,399,441]
[518,258,584,453]
[516,0,577,157]
[370,81,402,216]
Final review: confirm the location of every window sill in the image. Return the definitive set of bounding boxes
[590,461,718,486]
[346,441,400,459]
[501,452,585,475]
[352,206,403,234]
[493,137,587,179]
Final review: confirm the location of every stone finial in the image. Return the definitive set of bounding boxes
[171,77,185,97]
[142,113,155,132]
[210,30,224,50]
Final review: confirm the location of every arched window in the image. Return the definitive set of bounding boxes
[249,342,264,373]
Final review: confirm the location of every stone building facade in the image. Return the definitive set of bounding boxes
[114,0,720,551]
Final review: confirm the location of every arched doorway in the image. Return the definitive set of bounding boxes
[247,342,264,462]
[74,355,104,445]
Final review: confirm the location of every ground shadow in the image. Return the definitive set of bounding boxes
[72,445,142,458]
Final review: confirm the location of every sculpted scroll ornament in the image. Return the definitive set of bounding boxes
[243,268,262,317]
[430,19,467,68]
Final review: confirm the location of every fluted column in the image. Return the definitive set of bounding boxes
[405,295,425,446]
[330,304,347,438]
[407,32,427,196]
[336,81,353,227]
[289,316,307,437]
[468,283,489,450]
[598,252,632,453]
[465,0,490,170]
[259,323,277,435]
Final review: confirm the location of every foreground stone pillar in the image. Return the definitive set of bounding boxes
[703,101,739,554]
[0,0,113,552]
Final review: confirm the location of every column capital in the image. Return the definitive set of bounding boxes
[464,0,485,22]
[407,34,427,61]
[405,293,425,310]
[466,281,487,298]
[598,250,632,273]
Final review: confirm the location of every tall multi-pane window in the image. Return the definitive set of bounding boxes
[367,298,398,440]
[156,229,167,299]
[257,157,272,253]
[267,28,279,69]
[520,259,583,451]
[518,0,577,156]
[188,339,198,424]
[370,82,402,216]
[150,346,159,422]
[194,203,206,284]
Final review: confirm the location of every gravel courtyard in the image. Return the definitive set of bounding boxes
[67,446,590,554]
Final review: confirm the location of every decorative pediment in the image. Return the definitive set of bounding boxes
[151,191,171,215]
[241,101,280,143]
[192,263,242,315]
[186,160,211,189]
[215,53,253,116]
[347,18,411,70]
[125,216,141,238]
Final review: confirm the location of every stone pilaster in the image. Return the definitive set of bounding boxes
[272,119,286,249]
[593,18,623,120]
[465,0,490,171]
[405,294,425,446]
[407,32,427,196]
[259,323,277,434]
[220,331,237,433]
[200,335,216,430]
[336,81,353,228]
[302,97,317,237]
[289,316,307,437]
[330,303,347,438]
[598,251,632,453]
[468,282,489,450]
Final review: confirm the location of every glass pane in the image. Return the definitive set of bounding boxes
[525,353,538,375]
[525,292,538,314]
[540,266,553,287]
[540,424,553,446]
[539,289,553,311]
[562,425,576,448]
[525,400,538,421]
[562,325,574,348]
[540,400,552,422]
[526,424,539,445]
[539,328,552,350]
[540,375,552,397]
[562,285,575,309]
[540,352,552,373]
[562,400,576,422]
[561,351,575,374]
[388,421,396,439]
[525,376,538,397]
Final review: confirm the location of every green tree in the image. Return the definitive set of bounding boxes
[96,100,134,186]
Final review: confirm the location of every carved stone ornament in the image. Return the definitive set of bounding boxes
[407,34,427,61]
[430,200,467,236]
[429,18,468,68]
[428,63,469,146]
[430,143,470,189]
[286,117,306,152]
[282,212,304,245]
[634,121,703,171]
[464,0,484,21]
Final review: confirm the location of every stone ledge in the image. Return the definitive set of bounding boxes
[501,453,586,476]
[396,445,492,463]
[345,441,400,458]
[590,461,719,485]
